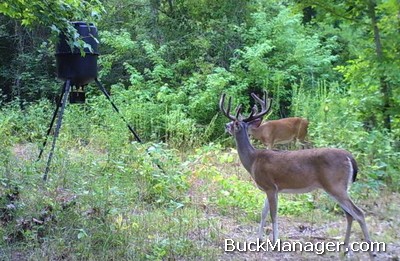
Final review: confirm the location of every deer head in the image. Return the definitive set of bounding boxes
[219,91,272,136]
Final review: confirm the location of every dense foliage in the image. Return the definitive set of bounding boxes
[1,0,398,180]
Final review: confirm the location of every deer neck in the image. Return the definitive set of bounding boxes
[234,126,256,173]
[249,125,263,140]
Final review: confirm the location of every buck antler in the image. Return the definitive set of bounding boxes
[244,91,272,122]
[219,91,272,123]
[219,94,239,121]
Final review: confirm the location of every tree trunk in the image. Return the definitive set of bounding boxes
[150,0,163,44]
[367,0,391,131]
[14,21,24,109]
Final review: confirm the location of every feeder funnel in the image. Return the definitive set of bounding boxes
[55,22,99,86]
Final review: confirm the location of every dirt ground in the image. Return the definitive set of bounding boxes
[217,217,399,260]
[216,191,400,261]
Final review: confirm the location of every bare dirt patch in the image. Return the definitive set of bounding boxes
[207,189,400,260]
[11,143,39,161]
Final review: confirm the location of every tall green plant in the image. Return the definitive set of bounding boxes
[292,81,399,190]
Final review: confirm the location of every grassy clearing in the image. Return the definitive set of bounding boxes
[1,141,399,260]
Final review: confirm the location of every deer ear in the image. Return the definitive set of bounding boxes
[248,118,262,128]
[225,122,234,135]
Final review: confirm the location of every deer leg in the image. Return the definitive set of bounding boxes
[341,209,354,256]
[295,138,306,149]
[297,139,304,149]
[343,210,353,249]
[267,190,278,244]
[338,198,371,242]
[332,194,375,260]
[258,196,270,240]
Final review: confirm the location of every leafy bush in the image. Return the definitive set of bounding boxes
[291,81,400,190]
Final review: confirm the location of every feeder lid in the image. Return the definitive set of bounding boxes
[56,21,99,55]
[55,21,99,86]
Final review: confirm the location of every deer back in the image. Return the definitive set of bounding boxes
[250,117,308,145]
[251,148,354,193]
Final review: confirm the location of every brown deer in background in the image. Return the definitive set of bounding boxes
[219,91,375,259]
[247,93,309,149]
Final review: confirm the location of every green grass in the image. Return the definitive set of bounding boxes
[1,139,399,260]
[1,100,399,260]
[0,140,326,260]
[0,141,221,260]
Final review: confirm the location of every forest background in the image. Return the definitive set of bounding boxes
[0,0,399,260]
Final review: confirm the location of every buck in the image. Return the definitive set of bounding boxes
[247,93,309,149]
[248,115,309,149]
[219,91,375,259]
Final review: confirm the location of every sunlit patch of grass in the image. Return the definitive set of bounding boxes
[187,144,317,227]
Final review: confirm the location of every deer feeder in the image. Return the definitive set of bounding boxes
[56,21,98,103]
[40,22,144,181]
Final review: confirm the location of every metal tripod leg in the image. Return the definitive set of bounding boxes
[37,82,67,160]
[94,78,166,174]
[43,79,72,181]
[94,78,142,142]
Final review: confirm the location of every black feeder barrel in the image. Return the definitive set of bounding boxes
[56,22,99,86]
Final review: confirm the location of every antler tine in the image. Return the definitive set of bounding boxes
[219,93,237,121]
[252,104,258,114]
[243,90,272,122]
[219,94,224,111]
[235,104,242,119]
[251,91,267,107]
[225,95,232,116]
[245,105,257,120]
[256,90,272,118]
